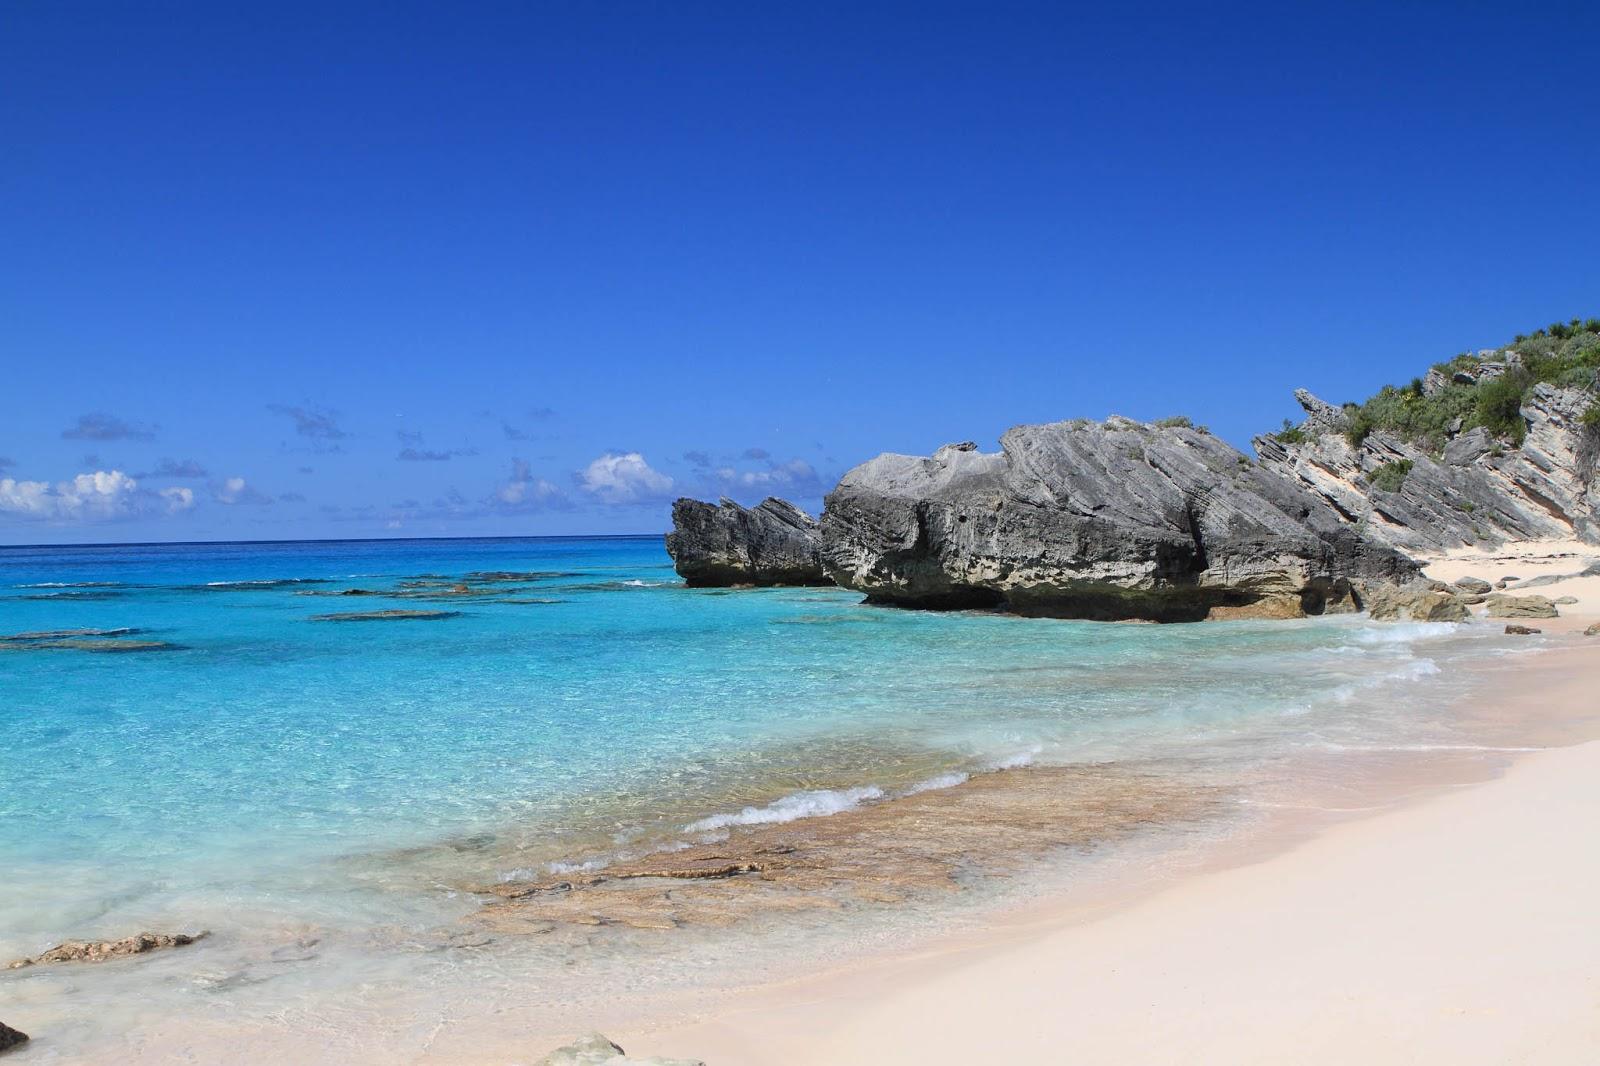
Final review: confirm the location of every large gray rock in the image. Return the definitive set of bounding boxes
[821,420,1419,621]
[665,497,829,587]
[1254,385,1600,552]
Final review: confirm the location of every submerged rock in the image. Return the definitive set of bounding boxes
[821,420,1418,621]
[308,609,461,622]
[1483,593,1560,619]
[9,931,208,969]
[665,497,829,587]
[534,1033,704,1066]
[0,628,176,653]
[0,1022,27,1054]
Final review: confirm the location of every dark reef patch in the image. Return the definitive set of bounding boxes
[309,609,461,622]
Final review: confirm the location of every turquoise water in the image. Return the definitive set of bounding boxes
[0,536,1539,1060]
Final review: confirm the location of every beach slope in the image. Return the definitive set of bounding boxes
[636,655,1600,1065]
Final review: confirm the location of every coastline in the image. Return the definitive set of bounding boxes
[8,542,1599,1064]
[613,637,1600,1065]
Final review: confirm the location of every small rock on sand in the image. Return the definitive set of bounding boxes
[1503,624,1542,635]
[535,1032,705,1066]
[0,1022,29,1054]
[1483,593,1559,619]
[1585,622,1600,637]
[1453,576,1493,594]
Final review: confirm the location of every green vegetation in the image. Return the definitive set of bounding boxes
[1335,319,1600,450]
[1366,459,1414,493]
[1272,418,1307,444]
[1151,415,1193,429]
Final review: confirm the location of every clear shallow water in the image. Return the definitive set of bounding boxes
[0,536,1544,1060]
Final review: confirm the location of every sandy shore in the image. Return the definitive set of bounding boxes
[605,606,1600,1064]
[1420,538,1600,630]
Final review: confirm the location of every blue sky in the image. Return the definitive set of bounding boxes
[3,1,1597,543]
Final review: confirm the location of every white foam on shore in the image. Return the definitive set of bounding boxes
[1329,657,1441,702]
[985,747,1042,771]
[682,785,886,833]
[902,771,970,795]
[1352,621,1460,645]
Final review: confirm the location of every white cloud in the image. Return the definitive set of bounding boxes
[710,457,822,494]
[0,478,53,517]
[214,476,272,505]
[0,469,183,522]
[161,486,196,513]
[496,458,563,507]
[577,451,674,505]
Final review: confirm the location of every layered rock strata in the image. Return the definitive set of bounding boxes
[665,497,829,587]
[820,419,1419,621]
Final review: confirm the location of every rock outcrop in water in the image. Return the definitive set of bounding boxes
[8,931,208,969]
[665,497,829,587]
[820,419,1419,621]
[1254,384,1599,553]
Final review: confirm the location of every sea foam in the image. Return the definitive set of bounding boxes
[683,786,886,833]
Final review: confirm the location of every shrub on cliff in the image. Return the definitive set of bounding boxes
[1367,459,1414,493]
[1338,320,1600,449]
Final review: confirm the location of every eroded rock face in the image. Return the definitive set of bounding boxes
[1254,385,1600,552]
[821,420,1419,621]
[665,497,829,587]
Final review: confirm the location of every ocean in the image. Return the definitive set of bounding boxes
[0,535,1543,1061]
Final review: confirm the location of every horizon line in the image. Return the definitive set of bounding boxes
[0,532,668,551]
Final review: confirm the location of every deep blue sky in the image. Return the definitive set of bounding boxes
[3,2,1597,543]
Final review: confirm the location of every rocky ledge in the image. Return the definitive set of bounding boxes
[665,497,829,587]
[821,418,1419,621]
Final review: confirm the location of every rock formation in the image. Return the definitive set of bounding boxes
[8,931,208,969]
[820,419,1419,621]
[1363,582,1471,622]
[1253,384,1600,552]
[665,497,829,587]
